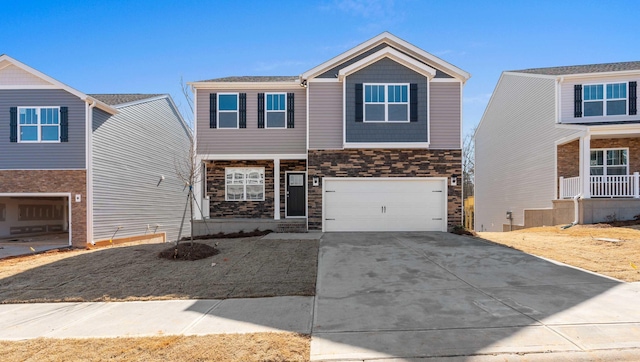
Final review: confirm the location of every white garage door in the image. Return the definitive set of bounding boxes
[323,178,447,232]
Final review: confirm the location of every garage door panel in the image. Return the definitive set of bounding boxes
[324,178,446,232]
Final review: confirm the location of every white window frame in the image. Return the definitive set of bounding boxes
[217,93,239,129]
[225,167,265,201]
[18,106,61,143]
[583,82,628,117]
[590,148,629,175]
[265,93,287,129]
[363,83,410,123]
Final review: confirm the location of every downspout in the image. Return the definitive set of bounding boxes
[86,99,97,244]
[561,193,582,229]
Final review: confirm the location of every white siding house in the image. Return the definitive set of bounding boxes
[476,62,640,232]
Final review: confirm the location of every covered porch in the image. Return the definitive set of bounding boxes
[192,154,308,235]
[556,123,640,222]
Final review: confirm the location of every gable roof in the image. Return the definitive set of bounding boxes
[511,61,640,76]
[90,94,165,106]
[0,54,117,114]
[301,32,470,82]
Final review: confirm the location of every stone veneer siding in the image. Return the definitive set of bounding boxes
[0,170,87,247]
[558,137,640,178]
[307,149,462,230]
[206,160,275,219]
[279,160,307,218]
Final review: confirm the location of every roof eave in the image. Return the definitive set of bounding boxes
[188,81,302,89]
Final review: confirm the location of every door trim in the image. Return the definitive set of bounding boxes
[285,171,307,218]
[321,177,448,232]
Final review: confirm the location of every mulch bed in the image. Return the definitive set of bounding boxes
[158,242,219,261]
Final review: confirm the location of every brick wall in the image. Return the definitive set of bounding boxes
[206,160,275,219]
[558,137,640,178]
[0,170,87,247]
[557,140,580,178]
[307,149,462,230]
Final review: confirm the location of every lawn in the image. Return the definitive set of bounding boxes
[478,224,640,282]
[0,236,318,303]
[0,333,310,362]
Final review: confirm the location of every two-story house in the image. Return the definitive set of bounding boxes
[475,61,640,232]
[191,33,470,233]
[0,55,192,250]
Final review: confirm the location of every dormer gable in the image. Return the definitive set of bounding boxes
[301,32,470,83]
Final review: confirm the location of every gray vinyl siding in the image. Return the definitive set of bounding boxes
[430,82,461,149]
[345,58,428,143]
[196,87,306,154]
[474,74,577,232]
[318,43,454,79]
[0,89,86,169]
[92,97,191,242]
[308,82,343,149]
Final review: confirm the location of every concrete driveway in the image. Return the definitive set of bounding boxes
[311,232,640,361]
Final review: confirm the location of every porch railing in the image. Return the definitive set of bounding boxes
[560,172,640,198]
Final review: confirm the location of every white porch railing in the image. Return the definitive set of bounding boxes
[560,172,640,198]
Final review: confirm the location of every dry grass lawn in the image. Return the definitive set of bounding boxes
[478,224,640,282]
[0,237,318,303]
[0,333,310,362]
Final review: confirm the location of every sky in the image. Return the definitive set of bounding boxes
[2,0,638,136]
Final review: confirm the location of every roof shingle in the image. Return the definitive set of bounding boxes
[196,76,299,83]
[89,94,164,105]
[512,61,640,76]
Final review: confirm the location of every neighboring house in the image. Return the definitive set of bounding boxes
[0,55,192,248]
[475,61,640,232]
[190,32,470,233]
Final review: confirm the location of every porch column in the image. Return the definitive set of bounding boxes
[580,134,591,198]
[192,156,208,220]
[274,158,280,220]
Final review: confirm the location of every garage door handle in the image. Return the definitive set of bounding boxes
[325,218,335,221]
[432,218,443,220]
[326,190,336,193]
[432,190,443,192]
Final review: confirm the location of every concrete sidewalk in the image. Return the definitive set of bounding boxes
[0,296,313,340]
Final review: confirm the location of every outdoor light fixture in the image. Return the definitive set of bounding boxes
[313,177,319,186]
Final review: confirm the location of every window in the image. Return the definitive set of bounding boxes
[225,168,265,201]
[266,93,286,128]
[364,84,409,122]
[583,83,627,117]
[218,94,238,128]
[18,107,60,142]
[590,148,628,175]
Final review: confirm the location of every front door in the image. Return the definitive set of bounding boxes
[286,172,306,217]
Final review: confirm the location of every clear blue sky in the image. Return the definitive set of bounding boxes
[2,0,638,135]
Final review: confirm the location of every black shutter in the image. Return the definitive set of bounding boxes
[287,93,295,128]
[239,93,247,128]
[257,93,265,128]
[574,84,582,118]
[10,107,17,142]
[209,93,217,128]
[60,107,68,142]
[629,81,637,116]
[410,83,418,122]
[355,83,363,122]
